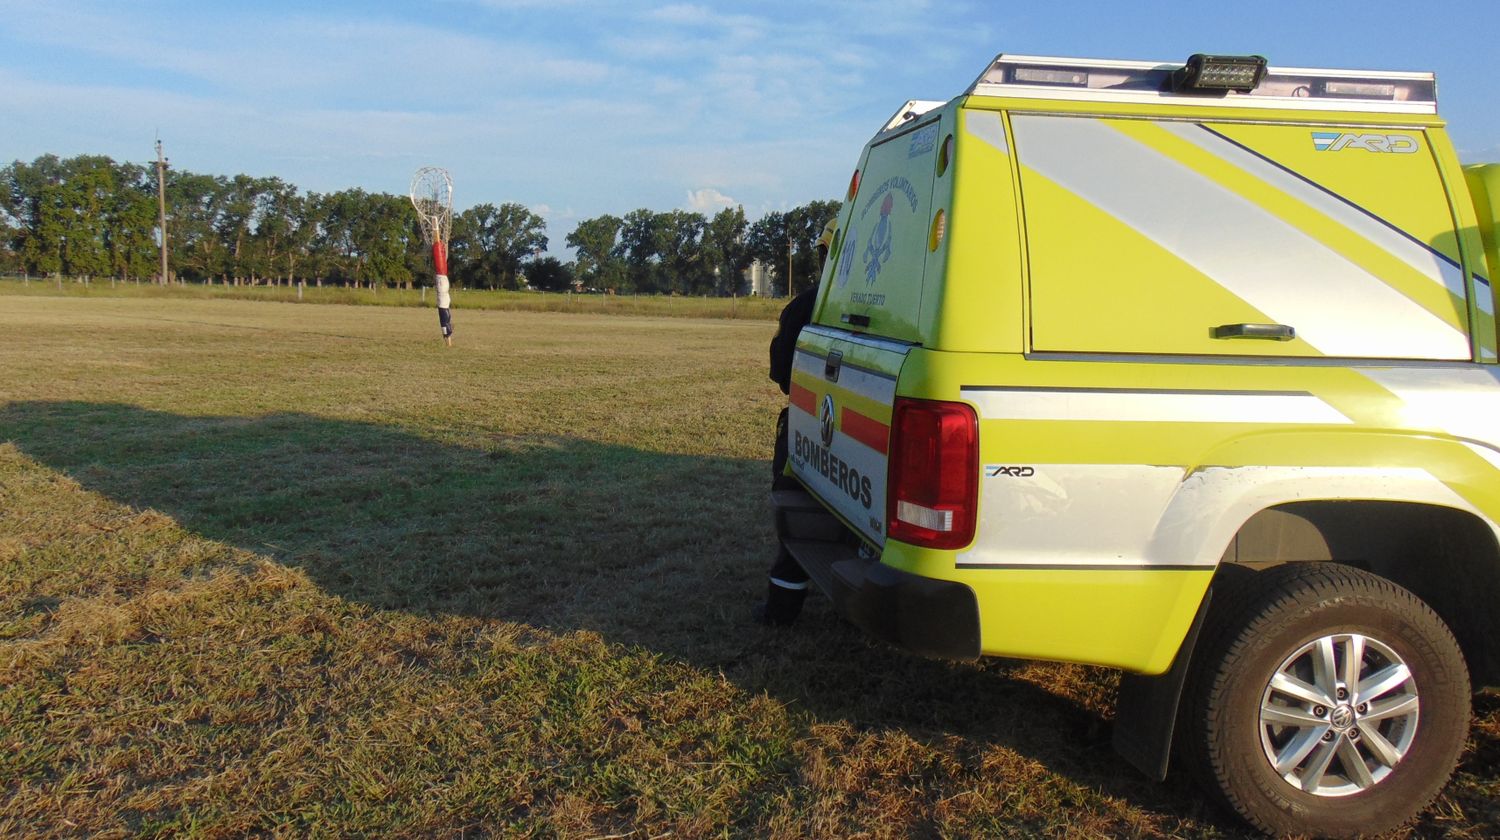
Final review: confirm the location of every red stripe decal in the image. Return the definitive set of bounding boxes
[789,383,817,416]
[841,407,889,454]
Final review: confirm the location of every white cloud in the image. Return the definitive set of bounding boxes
[644,4,766,39]
[0,4,612,105]
[648,4,715,26]
[453,0,593,7]
[685,188,736,211]
[1456,141,1500,163]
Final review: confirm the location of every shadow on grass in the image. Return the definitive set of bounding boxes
[0,400,1236,825]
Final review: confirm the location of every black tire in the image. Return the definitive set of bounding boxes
[1180,563,1470,838]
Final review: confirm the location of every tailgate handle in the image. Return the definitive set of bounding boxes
[824,350,843,382]
[1212,323,1296,341]
[841,313,871,328]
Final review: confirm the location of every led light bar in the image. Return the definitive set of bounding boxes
[1172,54,1268,93]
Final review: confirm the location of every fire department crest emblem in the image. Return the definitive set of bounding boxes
[819,394,836,447]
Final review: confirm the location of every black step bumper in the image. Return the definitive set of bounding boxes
[775,491,981,661]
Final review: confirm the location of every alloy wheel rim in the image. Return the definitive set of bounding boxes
[1258,633,1420,797]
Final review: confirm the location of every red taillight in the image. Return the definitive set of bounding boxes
[847,169,861,201]
[887,398,978,550]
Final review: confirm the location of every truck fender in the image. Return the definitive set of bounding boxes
[1112,586,1211,780]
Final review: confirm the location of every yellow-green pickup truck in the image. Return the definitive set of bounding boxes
[778,52,1500,837]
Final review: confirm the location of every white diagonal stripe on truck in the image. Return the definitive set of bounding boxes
[1012,115,1470,360]
[1159,121,1477,312]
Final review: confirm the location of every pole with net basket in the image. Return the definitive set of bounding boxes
[410,167,455,346]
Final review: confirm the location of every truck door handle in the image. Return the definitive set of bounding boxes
[825,350,843,382]
[1211,323,1296,341]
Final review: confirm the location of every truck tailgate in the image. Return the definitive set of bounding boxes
[787,325,911,546]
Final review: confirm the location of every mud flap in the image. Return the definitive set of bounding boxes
[1112,589,1211,781]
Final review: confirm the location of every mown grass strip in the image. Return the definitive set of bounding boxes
[0,277,785,321]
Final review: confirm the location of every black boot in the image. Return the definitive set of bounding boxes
[753,579,807,626]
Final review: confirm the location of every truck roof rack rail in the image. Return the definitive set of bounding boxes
[967,54,1438,115]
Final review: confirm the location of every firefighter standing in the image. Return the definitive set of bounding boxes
[756,218,837,625]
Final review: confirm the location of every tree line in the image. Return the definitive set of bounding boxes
[0,154,839,296]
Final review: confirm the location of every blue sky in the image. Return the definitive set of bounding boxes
[2,0,1498,248]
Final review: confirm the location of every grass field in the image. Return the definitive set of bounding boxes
[2,294,1497,838]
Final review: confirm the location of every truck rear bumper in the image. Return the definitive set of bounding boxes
[776,490,980,660]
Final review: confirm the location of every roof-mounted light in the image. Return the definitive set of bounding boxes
[1318,80,1397,100]
[966,54,1437,115]
[1172,53,1268,94]
[1011,66,1089,87]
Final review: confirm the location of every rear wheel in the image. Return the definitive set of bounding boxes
[1181,564,1469,837]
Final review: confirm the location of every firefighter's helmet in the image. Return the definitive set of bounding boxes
[817,218,838,252]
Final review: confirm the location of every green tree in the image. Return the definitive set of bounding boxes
[49,156,115,280]
[0,210,16,273]
[403,203,436,288]
[614,208,662,293]
[310,189,416,288]
[565,214,622,291]
[0,173,14,271]
[214,174,265,282]
[357,192,417,288]
[105,162,158,281]
[167,172,231,283]
[296,191,332,284]
[702,205,749,295]
[314,189,366,285]
[248,179,304,283]
[4,156,68,276]
[653,210,707,294]
[451,203,547,289]
[524,255,574,291]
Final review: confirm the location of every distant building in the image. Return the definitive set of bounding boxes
[745,260,779,297]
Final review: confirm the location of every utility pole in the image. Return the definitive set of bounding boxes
[786,232,793,298]
[155,138,169,285]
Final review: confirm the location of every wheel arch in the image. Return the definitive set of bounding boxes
[1116,497,1499,783]
[1221,499,1500,688]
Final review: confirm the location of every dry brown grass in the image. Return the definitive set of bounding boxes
[1,294,1495,838]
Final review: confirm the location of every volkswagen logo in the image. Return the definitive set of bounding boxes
[819,394,836,447]
[1330,705,1356,731]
